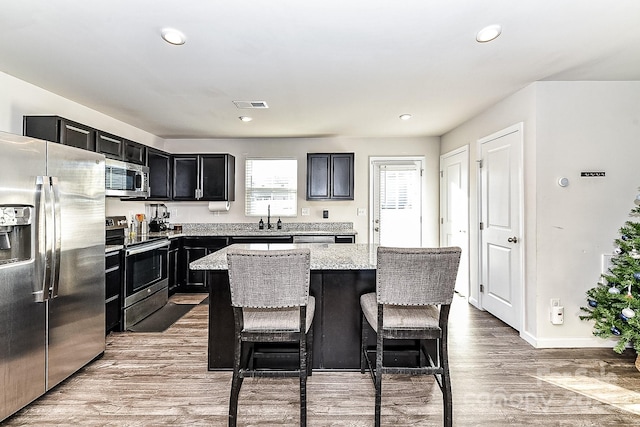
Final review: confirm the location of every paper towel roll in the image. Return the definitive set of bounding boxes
[208,201,230,212]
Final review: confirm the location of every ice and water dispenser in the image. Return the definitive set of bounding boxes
[0,206,33,265]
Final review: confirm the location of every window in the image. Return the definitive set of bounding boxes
[245,158,297,217]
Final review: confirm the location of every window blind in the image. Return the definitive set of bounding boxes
[245,158,297,217]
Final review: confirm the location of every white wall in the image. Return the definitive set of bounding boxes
[534,82,640,347]
[442,81,640,348]
[0,71,163,149]
[163,136,441,244]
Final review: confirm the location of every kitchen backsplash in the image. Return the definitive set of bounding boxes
[181,222,354,233]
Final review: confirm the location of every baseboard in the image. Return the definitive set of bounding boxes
[520,332,621,349]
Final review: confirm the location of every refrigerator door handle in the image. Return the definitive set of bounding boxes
[33,176,60,302]
[33,176,49,303]
[49,177,61,299]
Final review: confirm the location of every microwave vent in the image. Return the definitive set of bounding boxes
[233,100,269,109]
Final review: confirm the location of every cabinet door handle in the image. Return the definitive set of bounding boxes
[507,236,518,243]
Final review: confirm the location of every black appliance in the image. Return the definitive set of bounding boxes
[106,216,169,329]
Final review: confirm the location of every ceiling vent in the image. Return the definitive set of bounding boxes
[233,101,269,109]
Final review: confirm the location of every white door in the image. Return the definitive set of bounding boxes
[440,146,469,296]
[479,124,523,331]
[370,158,424,247]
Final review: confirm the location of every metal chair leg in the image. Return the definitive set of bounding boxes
[361,313,368,374]
[299,331,308,427]
[229,333,243,427]
[374,330,383,427]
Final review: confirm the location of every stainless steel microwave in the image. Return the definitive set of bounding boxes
[105,158,149,198]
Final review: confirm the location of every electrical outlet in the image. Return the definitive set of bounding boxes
[357,208,366,216]
[550,298,560,307]
[301,208,310,216]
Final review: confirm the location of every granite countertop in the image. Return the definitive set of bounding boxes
[190,243,378,271]
[145,222,357,239]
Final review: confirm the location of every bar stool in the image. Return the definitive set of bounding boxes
[360,246,461,427]
[226,248,314,427]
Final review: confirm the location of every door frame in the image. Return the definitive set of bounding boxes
[369,156,426,245]
[440,145,469,297]
[477,123,525,331]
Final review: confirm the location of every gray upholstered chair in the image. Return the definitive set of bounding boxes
[360,246,461,427]
[226,248,314,427]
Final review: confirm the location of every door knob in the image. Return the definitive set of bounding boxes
[507,236,518,243]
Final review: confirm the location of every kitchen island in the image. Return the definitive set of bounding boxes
[190,243,377,370]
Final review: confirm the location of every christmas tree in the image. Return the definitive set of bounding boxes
[580,203,640,355]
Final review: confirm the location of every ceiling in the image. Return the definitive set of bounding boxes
[1,1,640,140]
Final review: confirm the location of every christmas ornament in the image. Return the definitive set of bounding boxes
[588,300,598,308]
[620,313,629,322]
[614,247,623,255]
[631,250,640,259]
[622,307,636,318]
[622,235,630,241]
[608,287,621,294]
[634,272,640,280]
[611,326,621,336]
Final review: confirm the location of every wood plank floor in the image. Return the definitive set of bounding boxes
[4,293,640,426]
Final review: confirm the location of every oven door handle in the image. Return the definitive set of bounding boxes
[125,239,170,256]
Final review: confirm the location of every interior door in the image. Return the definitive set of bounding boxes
[440,146,469,296]
[370,158,424,247]
[479,124,523,331]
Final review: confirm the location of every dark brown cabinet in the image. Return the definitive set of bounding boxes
[24,115,96,151]
[123,139,146,165]
[147,148,172,200]
[96,130,124,160]
[105,250,122,334]
[307,153,354,200]
[167,238,181,295]
[172,154,235,201]
[180,237,228,291]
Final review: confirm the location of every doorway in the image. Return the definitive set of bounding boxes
[440,146,469,296]
[370,157,425,247]
[478,123,524,331]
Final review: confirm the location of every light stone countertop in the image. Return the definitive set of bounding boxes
[189,243,378,271]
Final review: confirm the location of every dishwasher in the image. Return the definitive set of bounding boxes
[292,235,335,243]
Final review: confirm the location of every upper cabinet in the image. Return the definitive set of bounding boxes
[96,130,124,160]
[307,153,354,200]
[172,154,235,201]
[147,148,172,200]
[24,116,96,151]
[123,139,146,165]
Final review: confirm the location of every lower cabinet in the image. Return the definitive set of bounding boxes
[105,250,122,334]
[180,237,228,292]
[167,238,181,295]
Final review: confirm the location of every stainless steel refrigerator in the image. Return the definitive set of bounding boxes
[0,131,105,421]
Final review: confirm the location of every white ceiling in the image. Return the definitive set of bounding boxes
[1,1,640,139]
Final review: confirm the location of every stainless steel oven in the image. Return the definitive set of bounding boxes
[106,215,170,330]
[123,239,170,329]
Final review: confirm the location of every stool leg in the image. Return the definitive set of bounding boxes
[374,329,383,427]
[300,330,308,427]
[361,313,368,374]
[229,332,243,427]
[440,335,452,427]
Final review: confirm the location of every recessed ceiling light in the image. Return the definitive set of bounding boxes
[239,116,253,122]
[161,28,186,45]
[399,114,412,120]
[476,25,502,43]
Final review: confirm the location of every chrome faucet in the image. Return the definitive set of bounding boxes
[267,204,272,229]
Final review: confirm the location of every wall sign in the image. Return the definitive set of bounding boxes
[580,171,606,177]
